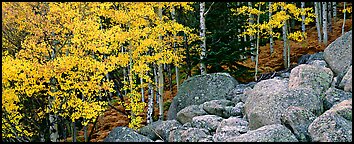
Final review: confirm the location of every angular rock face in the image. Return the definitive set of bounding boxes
[167,73,239,120]
[298,52,324,65]
[226,124,298,142]
[202,99,237,118]
[308,60,328,68]
[324,30,352,76]
[213,117,249,142]
[138,121,162,140]
[176,105,207,124]
[154,120,182,141]
[288,64,333,94]
[104,127,153,142]
[308,99,352,142]
[180,128,210,142]
[323,87,352,110]
[280,106,316,142]
[339,65,352,92]
[191,115,224,133]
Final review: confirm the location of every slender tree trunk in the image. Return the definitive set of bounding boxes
[81,94,88,142]
[171,7,180,91]
[255,3,261,81]
[158,4,164,120]
[269,2,274,55]
[301,2,306,38]
[319,2,322,27]
[248,2,255,62]
[49,45,58,142]
[158,64,164,120]
[72,122,76,142]
[154,64,159,106]
[281,5,288,69]
[147,71,154,124]
[328,2,332,33]
[322,2,328,45]
[287,20,291,68]
[342,2,346,35]
[199,2,207,75]
[333,2,337,21]
[140,76,144,102]
[235,2,244,59]
[168,65,172,93]
[314,2,322,44]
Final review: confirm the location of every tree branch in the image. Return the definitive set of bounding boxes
[204,2,215,16]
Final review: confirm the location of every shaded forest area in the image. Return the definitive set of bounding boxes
[2,2,352,142]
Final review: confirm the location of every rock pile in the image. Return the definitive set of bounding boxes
[104,30,352,142]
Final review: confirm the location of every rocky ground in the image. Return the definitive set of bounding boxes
[104,30,352,142]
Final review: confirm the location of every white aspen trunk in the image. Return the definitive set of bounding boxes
[319,2,322,27]
[49,44,58,142]
[287,20,291,68]
[235,2,244,59]
[269,2,274,54]
[333,2,337,21]
[314,2,322,44]
[158,4,164,121]
[255,3,261,81]
[200,2,207,75]
[171,7,180,91]
[248,2,255,62]
[322,2,328,45]
[342,2,346,35]
[281,5,288,69]
[158,64,164,121]
[301,2,306,38]
[154,64,159,105]
[147,72,154,124]
[328,2,332,33]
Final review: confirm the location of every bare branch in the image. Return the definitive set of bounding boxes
[204,2,215,16]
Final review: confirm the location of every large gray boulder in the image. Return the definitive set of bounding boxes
[339,65,352,92]
[308,99,352,142]
[226,124,298,142]
[324,30,352,76]
[167,73,239,120]
[104,127,153,142]
[288,64,333,94]
[245,79,323,130]
[323,87,352,110]
[176,105,207,124]
[280,106,316,142]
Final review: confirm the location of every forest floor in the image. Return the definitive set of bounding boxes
[70,17,352,142]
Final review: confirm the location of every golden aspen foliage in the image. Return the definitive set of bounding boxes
[233,2,315,42]
[2,2,198,140]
